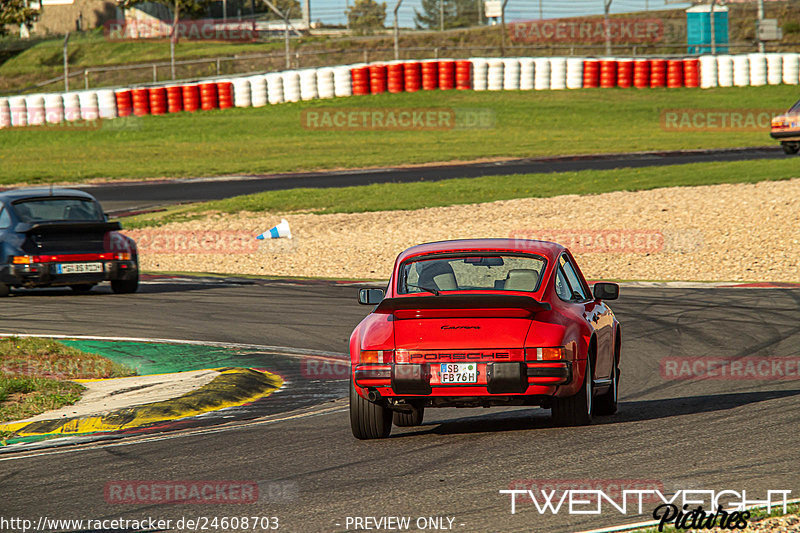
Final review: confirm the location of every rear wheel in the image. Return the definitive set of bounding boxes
[393,405,424,427]
[594,363,619,416]
[350,379,392,440]
[70,284,95,293]
[782,142,799,155]
[0,283,9,297]
[551,356,593,426]
[111,274,138,294]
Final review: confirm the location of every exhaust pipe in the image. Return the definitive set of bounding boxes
[367,389,381,402]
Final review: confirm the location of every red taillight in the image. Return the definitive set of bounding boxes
[525,347,566,361]
[116,252,132,260]
[359,350,394,364]
[11,256,31,264]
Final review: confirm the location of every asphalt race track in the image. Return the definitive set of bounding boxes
[2,280,799,533]
[76,146,783,214]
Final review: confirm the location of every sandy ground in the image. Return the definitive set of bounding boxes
[17,369,219,423]
[128,179,800,282]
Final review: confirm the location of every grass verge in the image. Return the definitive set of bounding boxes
[0,86,795,185]
[122,157,800,228]
[0,336,135,427]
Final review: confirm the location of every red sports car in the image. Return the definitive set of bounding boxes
[349,239,621,439]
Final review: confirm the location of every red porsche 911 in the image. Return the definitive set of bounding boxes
[349,239,621,439]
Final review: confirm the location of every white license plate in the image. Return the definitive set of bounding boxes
[56,262,103,274]
[440,363,478,384]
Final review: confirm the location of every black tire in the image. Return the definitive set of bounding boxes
[782,142,799,155]
[0,283,9,297]
[594,363,619,416]
[70,284,95,293]
[111,275,139,294]
[393,405,424,427]
[551,356,593,426]
[350,379,392,440]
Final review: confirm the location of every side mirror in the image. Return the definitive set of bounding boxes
[593,282,619,301]
[358,288,385,305]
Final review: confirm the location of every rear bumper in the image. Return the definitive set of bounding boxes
[770,130,800,141]
[0,260,138,288]
[353,361,572,401]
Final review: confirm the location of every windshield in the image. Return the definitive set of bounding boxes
[12,198,104,223]
[398,254,546,294]
[789,99,800,114]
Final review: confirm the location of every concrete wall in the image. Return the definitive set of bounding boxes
[33,0,118,35]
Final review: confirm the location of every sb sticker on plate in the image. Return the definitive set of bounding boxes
[440,363,478,384]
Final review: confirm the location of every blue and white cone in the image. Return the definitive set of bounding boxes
[256,219,292,240]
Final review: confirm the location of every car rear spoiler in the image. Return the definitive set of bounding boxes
[374,294,551,319]
[15,221,122,234]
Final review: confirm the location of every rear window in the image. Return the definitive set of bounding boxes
[398,254,546,294]
[12,198,104,223]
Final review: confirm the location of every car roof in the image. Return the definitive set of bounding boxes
[0,187,96,202]
[396,238,565,263]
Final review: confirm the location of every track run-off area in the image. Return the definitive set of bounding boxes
[1,278,798,532]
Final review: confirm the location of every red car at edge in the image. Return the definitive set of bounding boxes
[349,238,621,439]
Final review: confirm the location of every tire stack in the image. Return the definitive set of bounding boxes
[265,73,283,105]
[566,58,584,89]
[633,59,650,88]
[182,85,200,112]
[199,83,218,110]
[333,66,353,97]
[26,94,46,126]
[317,67,336,99]
[717,55,734,87]
[9,96,26,126]
[616,59,633,88]
[386,63,404,93]
[232,78,251,107]
[748,53,767,86]
[666,60,683,88]
[599,59,616,88]
[404,61,422,92]
[217,81,234,108]
[519,58,535,90]
[299,70,318,101]
[439,60,456,90]
[421,61,438,90]
[550,57,567,90]
[165,86,183,113]
[782,53,800,85]
[79,91,100,120]
[683,58,699,88]
[97,89,118,119]
[45,93,64,124]
[487,59,504,91]
[583,59,600,88]
[351,66,369,96]
[502,58,520,90]
[147,87,166,115]
[650,59,666,87]
[368,64,387,94]
[732,55,750,87]
[282,71,301,102]
[455,60,471,90]
[534,57,550,90]
[470,58,488,91]
[699,55,718,89]
[63,92,81,121]
[0,98,10,129]
[115,89,133,117]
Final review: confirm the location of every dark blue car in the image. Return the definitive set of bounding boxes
[0,188,139,296]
